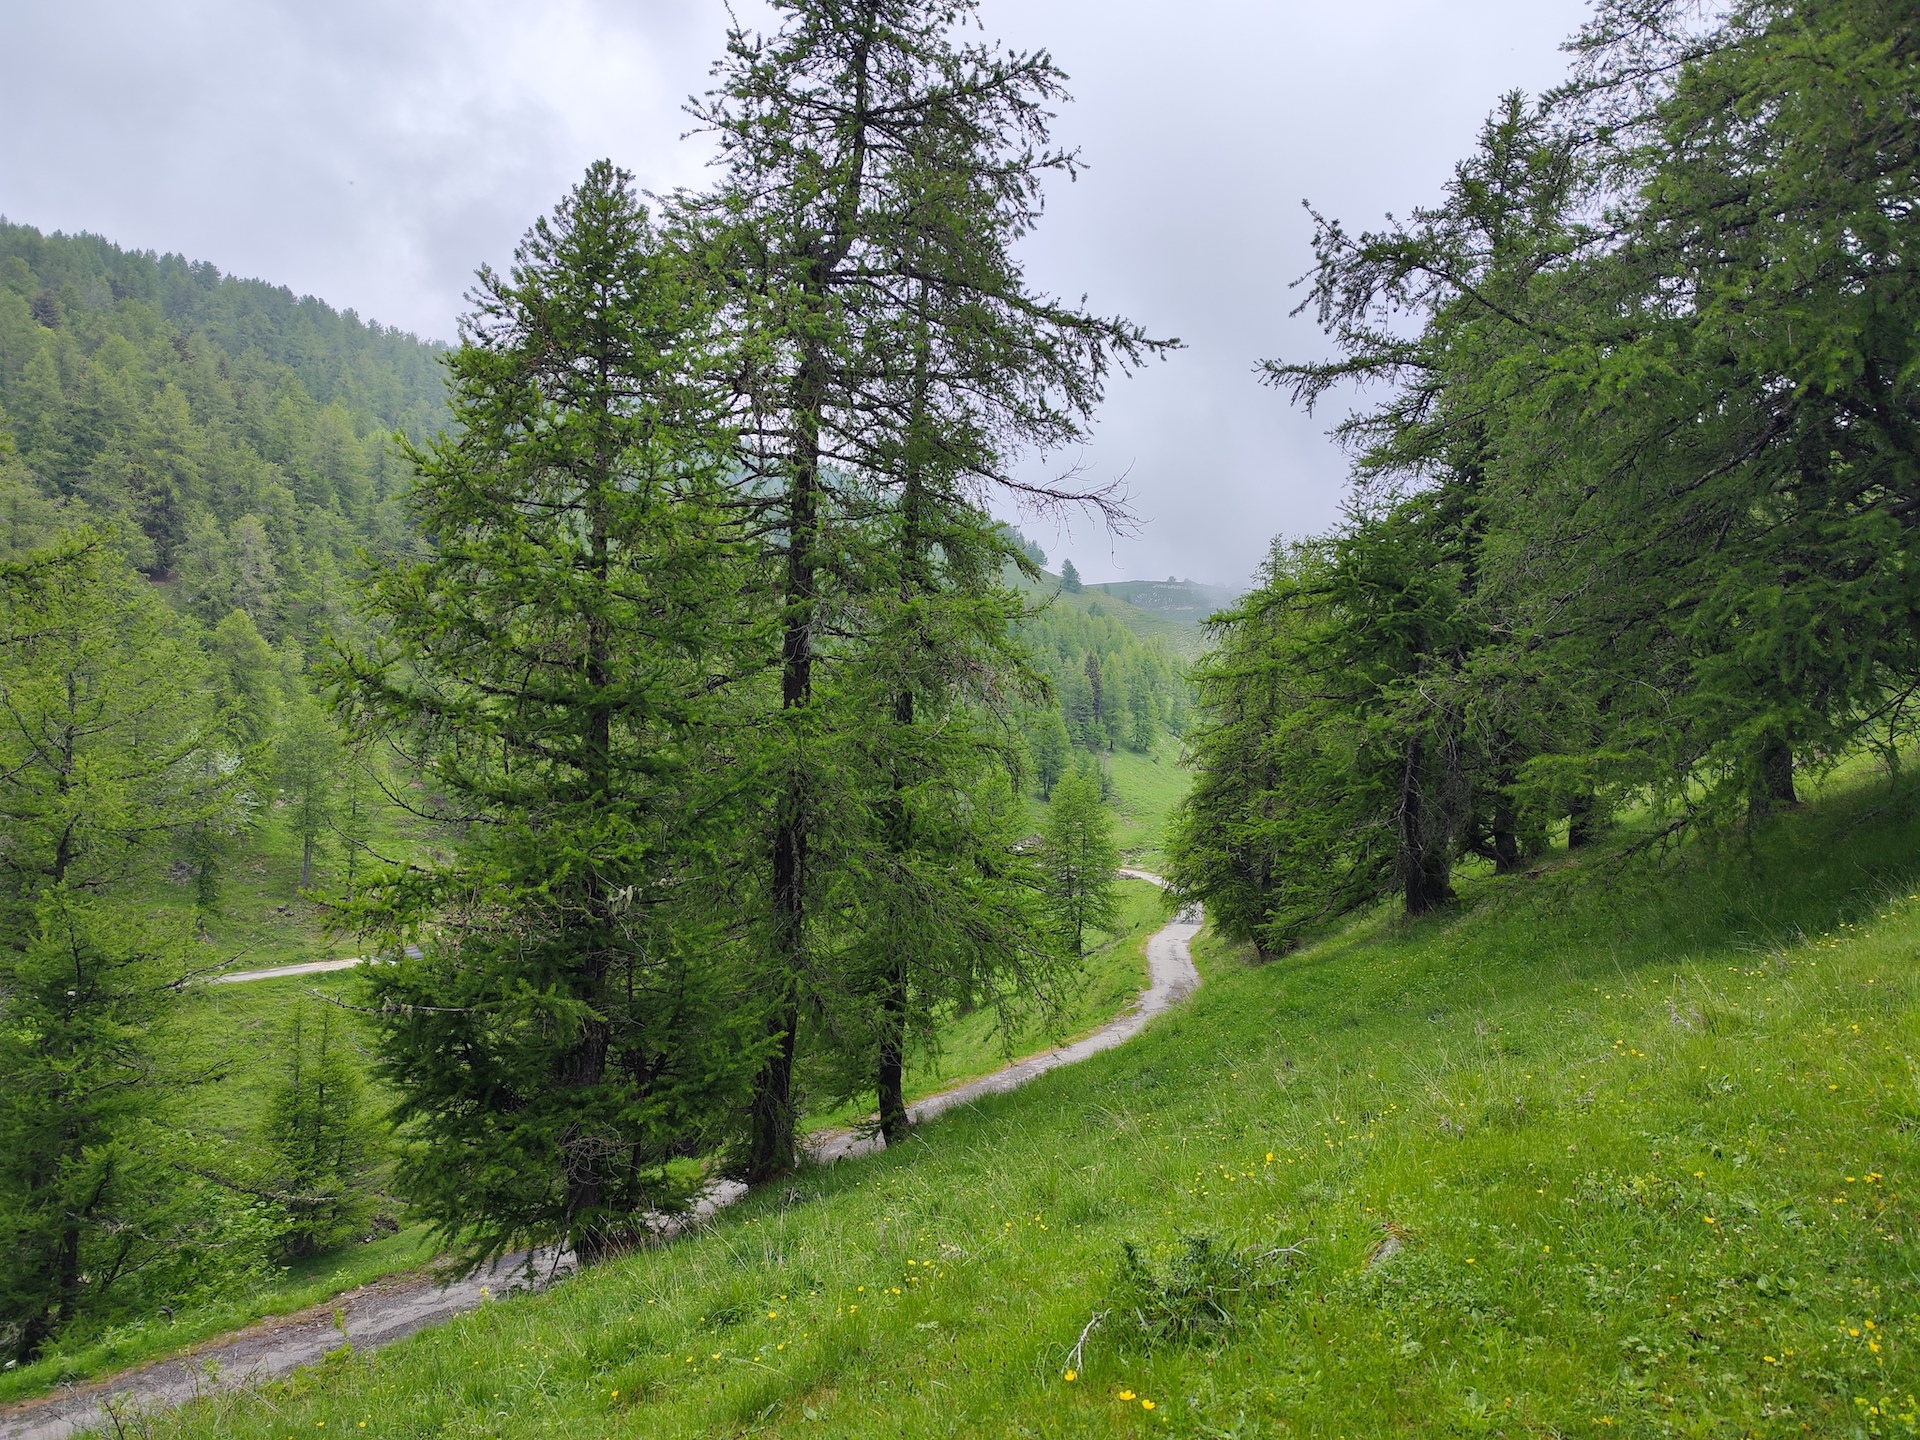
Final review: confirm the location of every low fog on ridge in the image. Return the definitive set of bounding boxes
[0,0,1591,588]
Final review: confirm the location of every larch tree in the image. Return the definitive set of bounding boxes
[0,536,230,1359]
[332,164,763,1267]
[261,1002,376,1260]
[683,0,1169,1178]
[1042,762,1119,959]
[1173,0,1920,947]
[276,690,339,890]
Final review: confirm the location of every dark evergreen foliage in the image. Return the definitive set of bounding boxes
[1172,0,1920,950]
[333,165,764,1265]
[1020,595,1187,759]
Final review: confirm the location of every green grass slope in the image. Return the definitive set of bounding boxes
[140,771,1920,1437]
[803,878,1165,1134]
[1017,568,1207,661]
[1107,742,1189,872]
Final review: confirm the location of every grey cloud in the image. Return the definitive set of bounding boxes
[0,0,1593,586]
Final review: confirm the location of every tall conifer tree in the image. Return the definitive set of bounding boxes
[684,0,1169,1178]
[0,537,228,1358]
[333,164,761,1265]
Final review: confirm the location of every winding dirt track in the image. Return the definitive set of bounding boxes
[810,870,1200,1162]
[0,874,1199,1440]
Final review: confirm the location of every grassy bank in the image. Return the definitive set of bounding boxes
[0,964,429,1406]
[802,877,1166,1135]
[1107,743,1187,872]
[0,1225,440,1408]
[135,766,1920,1438]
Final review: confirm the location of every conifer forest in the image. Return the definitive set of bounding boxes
[2,0,1918,1434]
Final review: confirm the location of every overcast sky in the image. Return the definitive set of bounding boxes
[0,0,1592,588]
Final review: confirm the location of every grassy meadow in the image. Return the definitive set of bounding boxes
[2,762,1184,1409]
[1106,742,1189,872]
[118,765,1920,1436]
[131,787,437,977]
[802,877,1166,1136]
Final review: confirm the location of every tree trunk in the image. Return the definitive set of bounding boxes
[51,1220,80,1343]
[876,960,909,1145]
[1750,734,1796,821]
[1404,843,1454,916]
[300,832,314,889]
[1398,732,1453,915]
[559,992,613,1258]
[747,27,881,1184]
[1567,789,1599,849]
[562,393,620,1258]
[1491,792,1522,875]
[746,995,800,1181]
[746,347,825,1185]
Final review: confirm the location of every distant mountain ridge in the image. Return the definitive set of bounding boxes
[1087,577,1238,623]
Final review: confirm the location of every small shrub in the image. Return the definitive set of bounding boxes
[1109,1234,1300,1347]
[263,1004,379,1259]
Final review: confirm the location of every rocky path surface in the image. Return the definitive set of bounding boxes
[0,876,1199,1440]
[810,871,1200,1162]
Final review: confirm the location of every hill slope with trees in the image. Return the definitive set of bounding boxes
[0,221,458,1370]
[0,219,445,645]
[0,0,1173,1372]
[1170,0,1920,956]
[126,714,1920,1439]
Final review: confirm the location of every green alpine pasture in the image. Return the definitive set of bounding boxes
[136,767,1920,1437]
[2,859,1168,1406]
[1106,743,1190,873]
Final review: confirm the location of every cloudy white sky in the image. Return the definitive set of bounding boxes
[0,0,1592,588]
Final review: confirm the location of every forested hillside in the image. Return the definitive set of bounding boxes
[1010,556,1191,798]
[0,0,1175,1374]
[0,220,445,647]
[0,223,458,1369]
